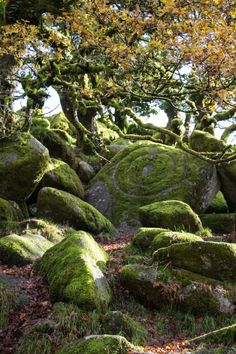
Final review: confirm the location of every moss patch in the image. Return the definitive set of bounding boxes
[189,130,226,152]
[217,160,236,212]
[56,335,140,354]
[0,197,22,236]
[153,241,236,281]
[40,158,84,198]
[36,231,111,310]
[0,133,49,202]
[206,191,228,214]
[139,200,203,233]
[16,333,52,354]
[87,141,219,226]
[132,227,169,249]
[200,213,235,234]
[37,187,115,235]
[0,233,53,266]
[150,231,203,252]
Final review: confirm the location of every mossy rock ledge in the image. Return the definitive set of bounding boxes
[139,200,203,233]
[36,231,111,310]
[37,187,115,235]
[153,241,236,281]
[0,233,53,266]
[86,141,219,226]
[39,158,84,198]
[56,335,142,354]
[0,133,49,202]
[120,264,236,315]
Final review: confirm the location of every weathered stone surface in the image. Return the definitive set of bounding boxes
[153,241,236,281]
[139,200,203,233]
[189,130,226,152]
[0,133,49,202]
[0,233,53,266]
[121,264,236,315]
[218,160,236,212]
[37,187,115,235]
[37,231,111,310]
[40,158,84,198]
[56,335,140,354]
[87,142,219,226]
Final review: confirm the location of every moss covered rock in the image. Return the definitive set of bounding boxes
[153,241,236,281]
[0,133,49,202]
[37,231,111,310]
[19,219,65,244]
[0,233,53,266]
[75,160,96,184]
[132,227,169,249]
[120,264,236,315]
[40,159,84,198]
[87,141,219,226]
[189,130,226,152]
[37,187,115,235]
[218,161,236,212]
[200,213,236,234]
[56,335,140,354]
[206,191,228,214]
[0,197,22,236]
[139,200,203,233]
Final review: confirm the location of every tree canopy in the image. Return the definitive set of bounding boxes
[0,0,235,159]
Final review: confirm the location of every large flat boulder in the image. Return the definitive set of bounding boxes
[0,133,49,202]
[86,142,219,226]
[121,264,236,315]
[153,241,236,281]
[37,231,111,310]
[0,234,53,266]
[37,187,115,235]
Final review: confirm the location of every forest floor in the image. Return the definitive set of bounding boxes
[0,231,235,354]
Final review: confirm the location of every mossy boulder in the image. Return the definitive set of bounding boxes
[139,200,203,233]
[189,324,236,346]
[87,141,219,226]
[153,241,236,281]
[102,311,148,345]
[19,219,65,244]
[133,227,169,249]
[206,191,228,213]
[150,230,203,252]
[189,130,226,152]
[37,187,115,235]
[36,231,111,310]
[120,264,236,315]
[40,159,84,198]
[0,233,53,266]
[218,161,236,212]
[56,335,140,354]
[0,197,22,236]
[75,160,96,183]
[0,133,49,202]
[200,213,236,234]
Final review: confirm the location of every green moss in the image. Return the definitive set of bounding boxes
[0,197,21,236]
[21,219,65,243]
[200,213,235,233]
[102,311,148,345]
[36,231,111,310]
[41,158,84,198]
[87,142,218,226]
[189,130,226,152]
[124,255,147,265]
[153,241,236,281]
[16,333,52,354]
[120,264,236,316]
[56,335,140,354]
[132,227,169,249]
[206,191,228,214]
[0,233,53,266]
[150,231,203,251]
[37,187,115,235]
[139,200,203,233]
[0,279,17,330]
[189,324,236,346]
[218,160,236,212]
[0,133,49,201]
